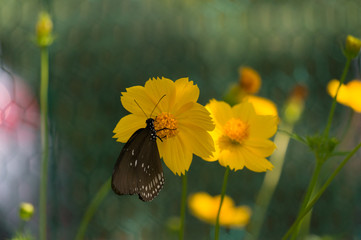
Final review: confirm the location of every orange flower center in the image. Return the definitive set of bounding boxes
[154,112,178,139]
[223,118,249,144]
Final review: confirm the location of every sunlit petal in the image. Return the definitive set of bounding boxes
[113,114,145,142]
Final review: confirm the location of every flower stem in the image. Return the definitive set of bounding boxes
[290,159,322,239]
[282,142,361,240]
[323,57,351,140]
[39,46,49,240]
[179,173,187,240]
[75,177,111,240]
[215,166,230,240]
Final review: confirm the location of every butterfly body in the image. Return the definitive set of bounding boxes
[111,118,165,201]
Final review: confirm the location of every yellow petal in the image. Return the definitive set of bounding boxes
[232,101,256,123]
[239,147,274,172]
[326,79,349,105]
[203,127,222,162]
[113,114,146,142]
[144,77,176,114]
[178,124,215,160]
[174,78,200,109]
[249,114,278,139]
[177,103,215,131]
[120,86,157,116]
[158,135,192,175]
[347,80,361,112]
[244,95,278,117]
[206,99,233,128]
[244,138,277,158]
[218,147,245,171]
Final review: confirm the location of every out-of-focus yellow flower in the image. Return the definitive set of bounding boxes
[327,79,361,113]
[244,95,278,117]
[344,35,361,59]
[239,67,261,94]
[36,12,54,47]
[113,77,215,175]
[19,202,34,221]
[188,192,251,228]
[205,100,277,172]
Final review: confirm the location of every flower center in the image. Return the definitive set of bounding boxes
[223,118,249,144]
[153,112,178,139]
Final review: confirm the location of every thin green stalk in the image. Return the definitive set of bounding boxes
[75,177,111,240]
[179,173,187,240]
[323,57,351,140]
[246,124,293,240]
[282,142,361,240]
[215,166,230,240]
[39,46,49,240]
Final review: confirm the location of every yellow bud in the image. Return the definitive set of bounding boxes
[36,12,54,47]
[344,35,361,59]
[283,85,307,124]
[19,202,34,221]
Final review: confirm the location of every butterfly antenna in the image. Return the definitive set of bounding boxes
[150,94,166,118]
[134,99,149,118]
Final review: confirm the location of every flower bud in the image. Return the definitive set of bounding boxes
[283,85,307,124]
[19,202,34,221]
[36,12,54,47]
[344,35,361,59]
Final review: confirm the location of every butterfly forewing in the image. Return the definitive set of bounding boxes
[111,121,165,202]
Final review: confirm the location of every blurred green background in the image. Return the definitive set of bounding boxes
[1,0,361,239]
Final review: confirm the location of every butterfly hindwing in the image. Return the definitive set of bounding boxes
[111,124,165,202]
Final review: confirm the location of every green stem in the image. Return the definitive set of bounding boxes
[323,57,351,140]
[39,46,49,240]
[75,177,111,240]
[282,142,361,240]
[215,166,230,240]
[179,173,187,240]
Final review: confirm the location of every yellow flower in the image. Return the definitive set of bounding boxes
[327,79,361,113]
[205,100,277,172]
[188,192,251,228]
[239,67,261,94]
[244,95,278,117]
[113,77,215,175]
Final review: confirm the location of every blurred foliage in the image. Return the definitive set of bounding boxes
[1,0,361,239]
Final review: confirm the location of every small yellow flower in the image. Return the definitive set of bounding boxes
[244,95,278,117]
[345,35,361,59]
[19,202,34,221]
[327,79,361,113]
[205,100,277,172]
[188,192,251,228]
[239,67,261,94]
[113,77,215,175]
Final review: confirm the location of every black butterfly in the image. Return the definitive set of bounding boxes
[111,96,166,201]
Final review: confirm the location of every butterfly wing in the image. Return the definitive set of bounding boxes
[111,128,165,202]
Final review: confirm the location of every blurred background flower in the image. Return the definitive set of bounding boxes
[188,192,251,228]
[327,79,361,113]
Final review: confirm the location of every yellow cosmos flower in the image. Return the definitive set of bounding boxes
[113,77,215,175]
[345,35,361,59]
[205,100,278,172]
[188,192,251,228]
[239,66,261,94]
[327,79,361,113]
